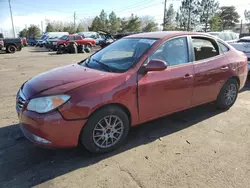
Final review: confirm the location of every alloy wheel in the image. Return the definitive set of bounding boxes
[92,115,124,148]
[224,83,237,106]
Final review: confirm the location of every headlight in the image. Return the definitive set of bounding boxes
[27,95,70,113]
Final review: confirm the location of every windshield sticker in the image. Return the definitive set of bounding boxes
[139,39,156,45]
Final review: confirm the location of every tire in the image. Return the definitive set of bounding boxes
[85,43,92,49]
[56,45,65,54]
[84,47,91,53]
[216,79,238,110]
[6,45,17,53]
[80,106,130,154]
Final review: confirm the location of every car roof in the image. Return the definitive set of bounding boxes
[240,36,250,40]
[125,31,211,39]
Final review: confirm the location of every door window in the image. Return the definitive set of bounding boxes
[192,37,219,61]
[74,35,81,40]
[149,37,189,66]
[218,42,229,53]
[68,36,74,41]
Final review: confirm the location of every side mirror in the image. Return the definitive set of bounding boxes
[145,59,168,72]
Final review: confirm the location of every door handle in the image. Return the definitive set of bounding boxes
[221,66,229,70]
[184,74,193,79]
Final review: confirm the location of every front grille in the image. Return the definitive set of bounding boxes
[16,90,26,110]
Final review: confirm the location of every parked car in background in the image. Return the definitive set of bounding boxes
[0,33,22,53]
[208,31,239,43]
[27,37,38,46]
[230,36,250,70]
[16,31,248,154]
[45,36,60,51]
[36,32,69,47]
[56,34,96,49]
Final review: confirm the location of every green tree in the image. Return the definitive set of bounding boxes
[88,16,102,31]
[119,18,128,33]
[198,0,219,32]
[220,6,240,30]
[76,23,85,32]
[63,25,75,33]
[108,11,120,33]
[99,9,108,31]
[140,16,158,32]
[45,23,55,32]
[209,13,222,31]
[179,0,199,31]
[175,12,180,29]
[126,14,141,32]
[164,4,175,30]
[27,25,41,37]
[18,28,28,37]
[245,10,250,32]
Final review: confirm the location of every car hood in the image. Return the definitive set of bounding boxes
[22,64,115,99]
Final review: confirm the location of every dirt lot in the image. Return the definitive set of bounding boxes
[0,47,250,188]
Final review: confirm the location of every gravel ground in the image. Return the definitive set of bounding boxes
[0,47,250,188]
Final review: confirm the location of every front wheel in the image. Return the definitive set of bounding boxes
[85,43,92,49]
[216,79,238,110]
[80,106,130,154]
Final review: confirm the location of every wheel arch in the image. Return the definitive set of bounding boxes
[229,76,240,89]
[6,43,17,48]
[89,103,132,126]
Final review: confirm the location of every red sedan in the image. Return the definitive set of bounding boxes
[17,32,248,153]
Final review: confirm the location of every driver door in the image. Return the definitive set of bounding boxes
[138,36,194,122]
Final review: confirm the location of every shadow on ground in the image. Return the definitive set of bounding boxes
[0,103,225,187]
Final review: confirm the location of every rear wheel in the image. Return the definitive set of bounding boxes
[216,79,238,109]
[6,45,17,53]
[80,106,130,154]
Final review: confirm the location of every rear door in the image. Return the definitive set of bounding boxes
[138,36,194,122]
[74,35,82,45]
[190,36,230,106]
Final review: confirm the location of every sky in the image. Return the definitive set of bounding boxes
[0,0,250,35]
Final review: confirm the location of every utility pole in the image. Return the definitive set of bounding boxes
[163,0,167,30]
[41,21,43,33]
[74,12,76,33]
[240,19,243,35]
[8,0,15,37]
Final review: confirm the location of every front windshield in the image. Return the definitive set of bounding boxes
[59,35,68,40]
[81,38,157,72]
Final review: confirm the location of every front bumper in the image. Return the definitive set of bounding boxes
[0,45,5,51]
[18,109,86,148]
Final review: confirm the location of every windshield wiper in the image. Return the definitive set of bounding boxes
[92,58,113,72]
